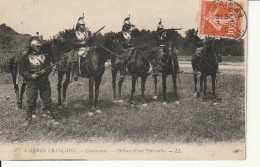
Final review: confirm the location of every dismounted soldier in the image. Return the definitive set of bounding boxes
[73,15,92,80]
[20,37,58,126]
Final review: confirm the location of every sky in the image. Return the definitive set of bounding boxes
[0,0,201,39]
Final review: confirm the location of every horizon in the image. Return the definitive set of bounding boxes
[0,0,200,40]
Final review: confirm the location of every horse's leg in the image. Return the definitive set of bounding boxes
[141,75,147,104]
[194,74,198,97]
[130,75,137,105]
[94,76,102,109]
[19,80,27,108]
[62,71,70,106]
[153,75,158,99]
[198,74,204,97]
[203,74,207,101]
[89,76,94,108]
[162,72,167,103]
[118,70,125,101]
[212,74,216,98]
[11,70,21,108]
[172,73,178,102]
[57,71,64,107]
[112,69,117,99]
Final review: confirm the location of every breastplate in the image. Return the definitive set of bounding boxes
[76,31,88,41]
[28,54,45,72]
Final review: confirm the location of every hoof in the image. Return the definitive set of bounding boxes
[118,99,124,103]
[153,96,158,99]
[51,120,59,125]
[130,104,135,107]
[32,114,37,119]
[88,112,94,117]
[162,102,167,105]
[193,92,198,98]
[96,109,102,113]
[58,105,63,109]
[214,102,219,105]
[175,101,180,105]
[142,103,148,107]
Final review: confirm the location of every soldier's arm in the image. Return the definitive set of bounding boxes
[20,56,33,79]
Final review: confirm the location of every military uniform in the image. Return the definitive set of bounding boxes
[72,16,92,79]
[155,19,182,73]
[20,47,53,123]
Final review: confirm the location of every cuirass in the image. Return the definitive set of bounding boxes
[122,32,131,43]
[28,53,45,72]
[76,31,88,41]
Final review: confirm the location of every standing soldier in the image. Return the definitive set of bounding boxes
[73,14,92,80]
[20,37,58,126]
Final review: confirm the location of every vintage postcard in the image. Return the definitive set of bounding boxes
[0,0,247,160]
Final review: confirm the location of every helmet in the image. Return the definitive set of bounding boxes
[124,14,131,24]
[77,18,85,25]
[30,37,41,52]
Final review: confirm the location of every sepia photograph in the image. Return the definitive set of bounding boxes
[0,0,247,160]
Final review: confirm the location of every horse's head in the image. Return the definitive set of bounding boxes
[104,33,124,54]
[129,26,142,38]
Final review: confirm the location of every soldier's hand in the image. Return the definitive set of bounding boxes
[31,73,38,79]
[81,41,86,45]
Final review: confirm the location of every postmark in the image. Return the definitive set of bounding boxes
[199,0,247,40]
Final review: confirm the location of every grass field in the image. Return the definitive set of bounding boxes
[0,64,245,144]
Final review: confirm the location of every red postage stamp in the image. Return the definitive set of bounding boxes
[199,0,246,39]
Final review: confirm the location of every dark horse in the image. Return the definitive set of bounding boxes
[9,49,29,109]
[47,38,113,111]
[152,40,179,104]
[107,29,150,105]
[193,40,218,101]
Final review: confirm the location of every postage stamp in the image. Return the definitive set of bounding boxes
[199,0,247,39]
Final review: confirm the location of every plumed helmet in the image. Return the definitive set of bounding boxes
[78,19,85,25]
[158,18,162,24]
[77,13,85,25]
[30,36,41,52]
[124,14,131,24]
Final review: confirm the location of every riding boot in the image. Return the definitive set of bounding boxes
[22,106,33,126]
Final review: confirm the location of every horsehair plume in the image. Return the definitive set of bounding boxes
[82,13,84,19]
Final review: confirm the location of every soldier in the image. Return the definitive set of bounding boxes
[73,15,92,80]
[155,19,182,73]
[120,15,138,75]
[20,37,58,126]
[192,34,222,74]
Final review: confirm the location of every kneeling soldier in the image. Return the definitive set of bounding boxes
[20,37,58,126]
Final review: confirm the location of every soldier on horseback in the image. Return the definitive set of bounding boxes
[20,37,58,126]
[192,31,222,74]
[73,14,92,80]
[155,19,182,73]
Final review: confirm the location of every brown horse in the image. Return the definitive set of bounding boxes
[49,40,112,111]
[152,41,179,104]
[106,30,150,105]
[193,40,218,101]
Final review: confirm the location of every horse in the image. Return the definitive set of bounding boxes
[47,38,112,111]
[152,40,179,104]
[193,40,218,101]
[107,29,150,105]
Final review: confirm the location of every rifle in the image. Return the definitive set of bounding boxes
[88,26,105,38]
